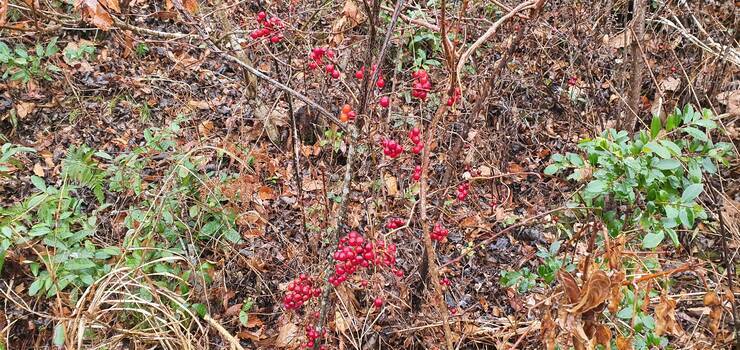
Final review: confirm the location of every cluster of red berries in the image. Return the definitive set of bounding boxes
[386,217,405,229]
[567,75,577,86]
[412,165,422,181]
[302,324,328,349]
[408,127,424,154]
[411,70,432,100]
[376,240,400,269]
[308,47,340,79]
[431,223,449,242]
[457,182,470,201]
[339,104,356,122]
[329,231,375,286]
[283,274,321,310]
[250,11,283,43]
[382,138,403,158]
[354,65,385,89]
[446,87,461,107]
[441,277,451,287]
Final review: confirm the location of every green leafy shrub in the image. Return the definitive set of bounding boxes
[0,38,60,83]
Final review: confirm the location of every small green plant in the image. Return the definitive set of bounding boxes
[63,42,96,62]
[320,128,344,152]
[0,38,60,83]
[500,267,537,294]
[135,42,150,57]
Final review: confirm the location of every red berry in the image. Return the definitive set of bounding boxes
[271,35,282,43]
[355,70,364,79]
[373,297,383,308]
[257,11,267,21]
[331,70,340,79]
[379,96,390,108]
[325,64,334,73]
[376,78,385,88]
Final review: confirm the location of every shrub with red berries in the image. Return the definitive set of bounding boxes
[379,96,390,108]
[457,182,470,201]
[327,232,402,287]
[431,223,449,242]
[250,11,284,43]
[308,47,340,79]
[408,127,423,154]
[411,69,432,100]
[283,274,321,310]
[381,138,403,158]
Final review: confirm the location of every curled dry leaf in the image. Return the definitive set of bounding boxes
[330,0,363,44]
[608,271,625,314]
[541,309,557,350]
[558,270,581,303]
[592,324,612,350]
[655,295,683,336]
[569,270,611,314]
[703,291,722,334]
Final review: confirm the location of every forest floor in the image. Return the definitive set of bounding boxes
[0,0,739,349]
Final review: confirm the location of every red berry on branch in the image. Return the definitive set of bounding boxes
[379,96,390,108]
[373,297,383,308]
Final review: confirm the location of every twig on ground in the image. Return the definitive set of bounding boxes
[203,314,245,350]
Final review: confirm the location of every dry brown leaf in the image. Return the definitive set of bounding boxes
[659,76,680,92]
[0,0,8,26]
[198,120,214,136]
[183,0,198,13]
[330,0,362,44]
[704,291,722,334]
[335,310,349,333]
[655,295,683,336]
[105,0,120,12]
[302,179,323,192]
[616,335,633,350]
[274,322,299,347]
[716,90,739,117]
[541,310,557,350]
[32,163,44,177]
[78,0,113,30]
[16,101,35,118]
[558,270,580,303]
[569,270,610,314]
[608,271,625,314]
[383,173,398,197]
[257,186,275,200]
[593,324,612,350]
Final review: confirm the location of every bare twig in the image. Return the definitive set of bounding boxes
[454,0,536,93]
[203,314,245,350]
[625,0,646,132]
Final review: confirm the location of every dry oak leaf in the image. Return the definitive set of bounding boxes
[655,295,683,336]
[16,101,34,118]
[77,0,113,30]
[568,270,611,314]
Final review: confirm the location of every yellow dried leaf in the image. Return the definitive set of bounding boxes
[383,173,398,196]
[274,322,298,348]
